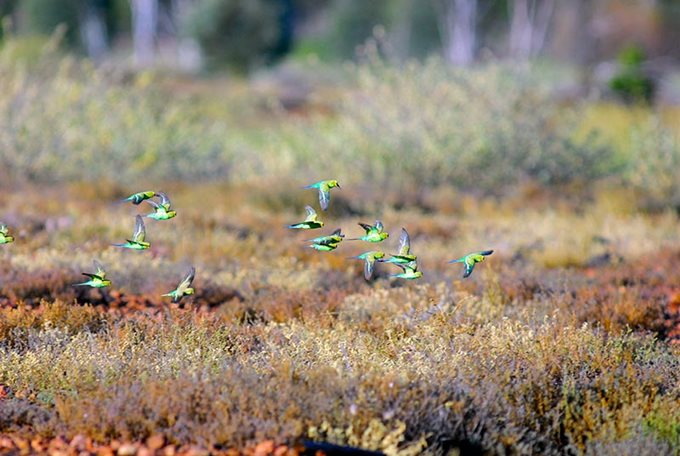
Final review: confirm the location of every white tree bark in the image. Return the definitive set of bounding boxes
[435,0,478,66]
[508,0,556,59]
[130,0,158,66]
[80,4,108,60]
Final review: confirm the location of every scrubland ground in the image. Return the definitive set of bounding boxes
[2,41,680,455]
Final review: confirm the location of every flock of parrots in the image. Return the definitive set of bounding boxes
[288,179,493,281]
[0,180,493,303]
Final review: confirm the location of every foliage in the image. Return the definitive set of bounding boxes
[609,46,655,103]
[181,0,287,72]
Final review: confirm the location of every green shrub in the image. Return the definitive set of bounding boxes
[181,0,286,72]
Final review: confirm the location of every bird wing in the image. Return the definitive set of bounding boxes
[318,186,330,211]
[479,250,494,256]
[132,215,146,243]
[0,224,7,235]
[364,258,375,280]
[396,260,417,273]
[145,198,160,209]
[358,222,373,233]
[397,228,410,256]
[176,266,196,294]
[93,260,106,279]
[331,228,343,237]
[157,192,172,210]
[463,258,475,278]
[375,220,384,232]
[304,205,318,222]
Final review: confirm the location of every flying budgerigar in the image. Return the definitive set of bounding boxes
[123,191,156,205]
[392,260,423,280]
[73,260,111,288]
[145,192,177,220]
[288,205,324,230]
[162,266,196,303]
[383,228,416,265]
[307,228,344,246]
[0,223,14,244]
[349,251,385,280]
[449,250,494,278]
[309,229,344,251]
[113,215,150,250]
[348,220,389,243]
[304,179,340,211]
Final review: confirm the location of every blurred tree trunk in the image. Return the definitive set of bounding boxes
[435,0,478,66]
[508,0,555,59]
[80,2,108,60]
[130,0,158,65]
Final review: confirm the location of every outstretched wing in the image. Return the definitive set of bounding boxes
[479,250,494,256]
[0,224,7,235]
[397,228,410,256]
[304,205,318,222]
[358,222,373,233]
[331,228,343,237]
[132,215,146,243]
[318,186,330,211]
[463,257,475,278]
[375,220,384,232]
[157,192,172,210]
[176,266,195,294]
[364,258,375,280]
[93,260,106,279]
[145,198,160,209]
[397,260,418,273]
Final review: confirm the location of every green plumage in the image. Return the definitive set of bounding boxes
[124,191,156,205]
[349,220,389,243]
[289,206,324,230]
[73,260,111,288]
[162,267,196,303]
[384,228,416,264]
[145,192,177,220]
[449,250,494,278]
[114,215,150,250]
[392,260,423,280]
[304,179,340,211]
[0,224,14,244]
[349,251,385,280]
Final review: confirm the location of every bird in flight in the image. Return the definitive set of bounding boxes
[162,266,196,303]
[348,220,389,243]
[113,215,150,250]
[304,179,340,211]
[308,228,344,251]
[392,260,423,280]
[449,250,494,278]
[73,260,111,288]
[123,191,156,205]
[0,223,14,244]
[349,251,385,280]
[383,228,416,265]
[145,192,177,220]
[288,205,324,230]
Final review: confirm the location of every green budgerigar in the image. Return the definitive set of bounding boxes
[145,192,177,220]
[123,190,156,205]
[349,251,385,280]
[383,228,416,265]
[0,223,14,244]
[348,220,389,243]
[162,266,196,303]
[449,250,494,278]
[392,260,423,280]
[113,215,150,250]
[307,228,344,246]
[73,260,111,288]
[309,229,344,251]
[304,179,340,211]
[288,206,324,230]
